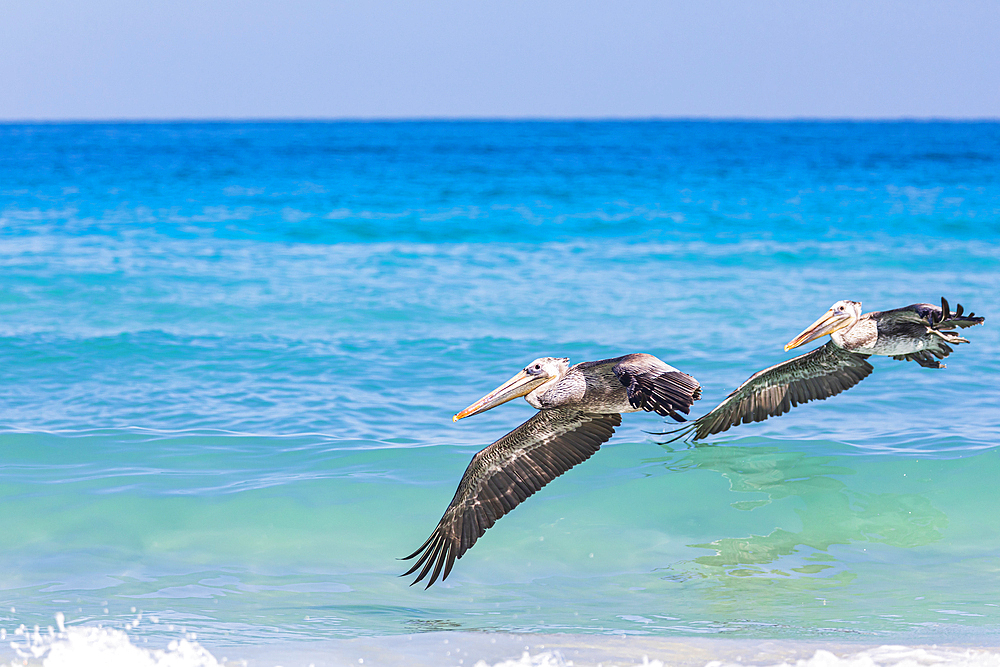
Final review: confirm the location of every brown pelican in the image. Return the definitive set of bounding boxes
[402,354,701,588]
[668,297,984,442]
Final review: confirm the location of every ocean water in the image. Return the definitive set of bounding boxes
[1,121,999,666]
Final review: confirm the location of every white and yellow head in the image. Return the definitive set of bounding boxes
[785,300,862,351]
[453,357,569,421]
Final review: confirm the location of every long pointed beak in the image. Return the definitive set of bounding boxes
[785,309,854,351]
[453,370,544,422]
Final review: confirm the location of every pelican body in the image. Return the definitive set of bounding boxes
[403,353,701,588]
[785,298,979,365]
[674,297,984,442]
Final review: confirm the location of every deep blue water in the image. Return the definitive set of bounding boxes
[1,121,999,658]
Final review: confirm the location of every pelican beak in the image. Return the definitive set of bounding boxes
[785,308,855,351]
[453,370,545,422]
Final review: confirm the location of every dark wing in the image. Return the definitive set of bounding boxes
[678,341,873,441]
[879,297,984,330]
[880,297,984,368]
[402,408,621,588]
[611,353,702,421]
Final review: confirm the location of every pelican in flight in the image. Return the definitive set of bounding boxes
[402,354,701,588]
[669,297,984,442]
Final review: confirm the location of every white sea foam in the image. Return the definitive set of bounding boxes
[718,645,1000,667]
[474,645,1000,667]
[17,625,998,667]
[474,651,576,667]
[2,622,229,667]
[473,651,669,667]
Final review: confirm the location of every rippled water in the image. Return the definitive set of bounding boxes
[1,122,998,663]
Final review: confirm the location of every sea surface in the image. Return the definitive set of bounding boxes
[1,121,999,666]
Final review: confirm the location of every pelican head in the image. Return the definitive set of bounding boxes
[785,300,862,351]
[453,357,569,422]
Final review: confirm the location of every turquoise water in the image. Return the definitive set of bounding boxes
[1,122,999,656]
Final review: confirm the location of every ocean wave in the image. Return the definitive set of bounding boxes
[2,616,224,667]
[8,620,1000,667]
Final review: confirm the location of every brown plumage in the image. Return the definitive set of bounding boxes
[402,354,701,588]
[667,297,984,442]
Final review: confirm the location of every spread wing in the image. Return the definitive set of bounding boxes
[402,408,621,588]
[879,297,985,368]
[670,341,873,442]
[878,296,984,330]
[611,353,702,420]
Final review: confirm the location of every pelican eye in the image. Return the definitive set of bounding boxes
[527,363,543,375]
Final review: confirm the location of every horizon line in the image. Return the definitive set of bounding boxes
[2,114,999,125]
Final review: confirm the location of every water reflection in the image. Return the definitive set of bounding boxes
[654,443,947,588]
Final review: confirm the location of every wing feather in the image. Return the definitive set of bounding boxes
[611,353,702,420]
[687,341,874,441]
[876,297,984,330]
[402,408,621,588]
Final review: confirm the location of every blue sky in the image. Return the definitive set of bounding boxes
[2,0,997,120]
